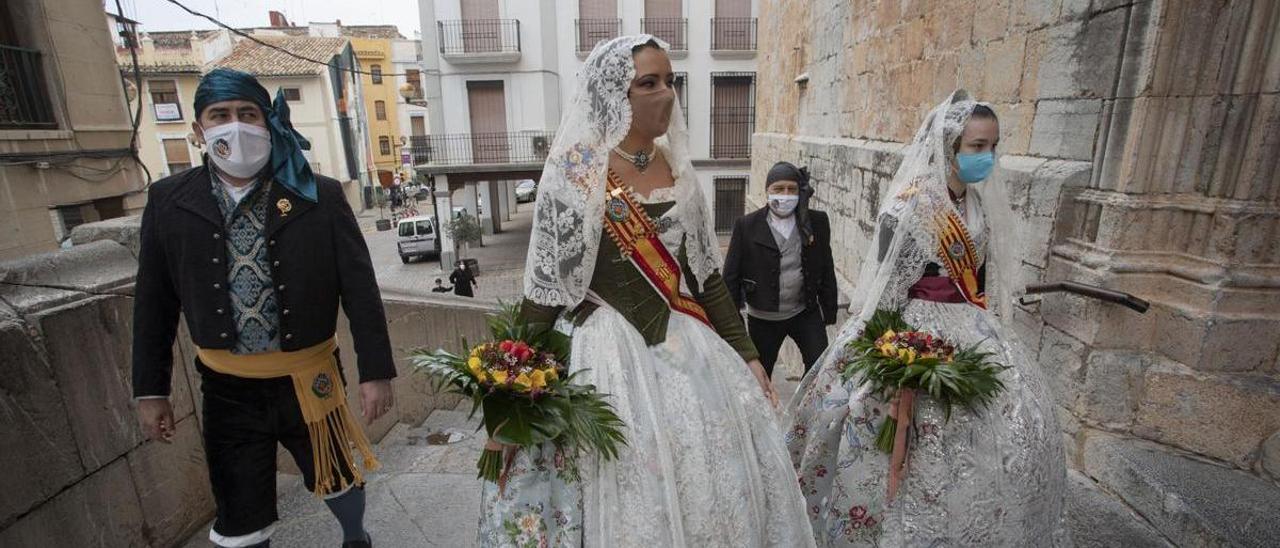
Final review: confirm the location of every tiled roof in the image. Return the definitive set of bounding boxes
[214,37,349,77]
[146,30,218,49]
[135,62,203,75]
[341,26,405,39]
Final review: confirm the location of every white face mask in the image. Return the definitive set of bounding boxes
[202,121,271,179]
[768,194,799,217]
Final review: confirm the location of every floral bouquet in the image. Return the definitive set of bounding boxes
[410,304,626,484]
[840,309,1007,454]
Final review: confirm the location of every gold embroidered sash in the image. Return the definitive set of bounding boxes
[196,338,380,496]
[933,209,988,309]
[602,170,713,327]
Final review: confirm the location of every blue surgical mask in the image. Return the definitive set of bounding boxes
[956,151,995,184]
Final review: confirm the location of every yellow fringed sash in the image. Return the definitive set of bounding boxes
[196,338,380,497]
[933,209,988,310]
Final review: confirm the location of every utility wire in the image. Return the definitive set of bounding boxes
[162,0,415,78]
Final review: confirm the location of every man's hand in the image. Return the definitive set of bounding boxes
[746,359,780,408]
[137,398,175,443]
[360,379,395,425]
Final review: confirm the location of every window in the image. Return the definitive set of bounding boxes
[673,72,688,124]
[411,116,426,136]
[370,64,383,84]
[415,220,434,236]
[398,222,415,237]
[282,87,301,101]
[149,80,183,122]
[713,177,747,233]
[162,138,192,175]
[379,136,391,156]
[375,100,387,120]
[710,72,756,158]
[405,69,422,99]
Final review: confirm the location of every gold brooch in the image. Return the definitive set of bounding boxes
[276,198,292,216]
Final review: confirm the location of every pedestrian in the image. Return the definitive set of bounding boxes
[723,161,838,379]
[450,261,477,297]
[131,68,394,548]
[431,277,453,293]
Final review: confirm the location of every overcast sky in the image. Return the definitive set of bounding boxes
[109,0,422,37]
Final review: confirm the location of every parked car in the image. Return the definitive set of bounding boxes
[515,179,537,203]
[396,215,441,264]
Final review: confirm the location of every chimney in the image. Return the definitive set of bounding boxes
[268,10,290,28]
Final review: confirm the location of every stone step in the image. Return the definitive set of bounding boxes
[1083,433,1280,547]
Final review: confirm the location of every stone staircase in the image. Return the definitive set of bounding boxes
[181,405,484,547]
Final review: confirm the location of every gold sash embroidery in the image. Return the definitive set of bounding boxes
[602,170,713,327]
[196,338,380,497]
[933,209,988,309]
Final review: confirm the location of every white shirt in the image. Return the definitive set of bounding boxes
[221,177,257,205]
[767,211,797,240]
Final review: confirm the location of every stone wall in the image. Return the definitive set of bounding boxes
[0,218,495,546]
[754,0,1280,545]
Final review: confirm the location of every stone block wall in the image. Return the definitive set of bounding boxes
[0,219,494,546]
[754,0,1280,545]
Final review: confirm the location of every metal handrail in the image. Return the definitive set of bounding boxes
[575,19,621,53]
[437,19,521,55]
[1022,281,1150,313]
[710,17,758,51]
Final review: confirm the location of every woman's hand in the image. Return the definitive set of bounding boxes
[747,359,780,408]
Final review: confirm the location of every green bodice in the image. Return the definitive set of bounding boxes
[519,201,758,362]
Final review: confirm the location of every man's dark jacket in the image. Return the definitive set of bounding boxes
[131,165,396,397]
[723,207,839,325]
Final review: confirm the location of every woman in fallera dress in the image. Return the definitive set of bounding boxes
[785,90,1069,547]
[476,35,815,548]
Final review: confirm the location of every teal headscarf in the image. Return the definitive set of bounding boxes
[194,68,318,202]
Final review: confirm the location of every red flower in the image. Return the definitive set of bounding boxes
[849,505,867,520]
[499,340,516,354]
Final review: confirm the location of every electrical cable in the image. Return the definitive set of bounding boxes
[163,0,416,77]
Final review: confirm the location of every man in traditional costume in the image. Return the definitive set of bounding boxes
[131,68,395,548]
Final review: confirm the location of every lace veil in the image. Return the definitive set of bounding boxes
[522,35,719,307]
[836,90,1020,344]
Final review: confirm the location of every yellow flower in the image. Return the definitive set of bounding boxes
[544,367,559,381]
[491,370,508,384]
[882,329,897,340]
[897,348,917,364]
[468,356,483,375]
[515,372,532,389]
[879,344,896,357]
[470,344,484,358]
[529,369,547,390]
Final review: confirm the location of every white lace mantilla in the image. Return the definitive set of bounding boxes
[522,35,720,308]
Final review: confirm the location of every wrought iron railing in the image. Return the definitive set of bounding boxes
[711,18,758,51]
[575,19,621,54]
[0,45,57,129]
[410,130,555,166]
[710,106,755,158]
[641,18,687,51]
[437,19,521,55]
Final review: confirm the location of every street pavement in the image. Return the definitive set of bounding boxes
[358,203,534,303]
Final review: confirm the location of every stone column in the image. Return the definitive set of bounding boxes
[433,175,456,269]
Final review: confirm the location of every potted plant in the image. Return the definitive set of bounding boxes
[446,211,483,273]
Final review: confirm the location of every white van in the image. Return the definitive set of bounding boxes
[396,215,441,263]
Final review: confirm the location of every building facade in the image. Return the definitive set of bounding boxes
[393,35,430,185]
[416,0,760,265]
[0,0,146,260]
[752,0,1280,545]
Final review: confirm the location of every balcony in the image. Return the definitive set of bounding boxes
[575,19,621,55]
[0,45,57,129]
[710,18,758,57]
[437,19,521,64]
[641,18,688,57]
[410,130,554,171]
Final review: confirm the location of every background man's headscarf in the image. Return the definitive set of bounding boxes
[194,68,317,202]
[766,161,815,243]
